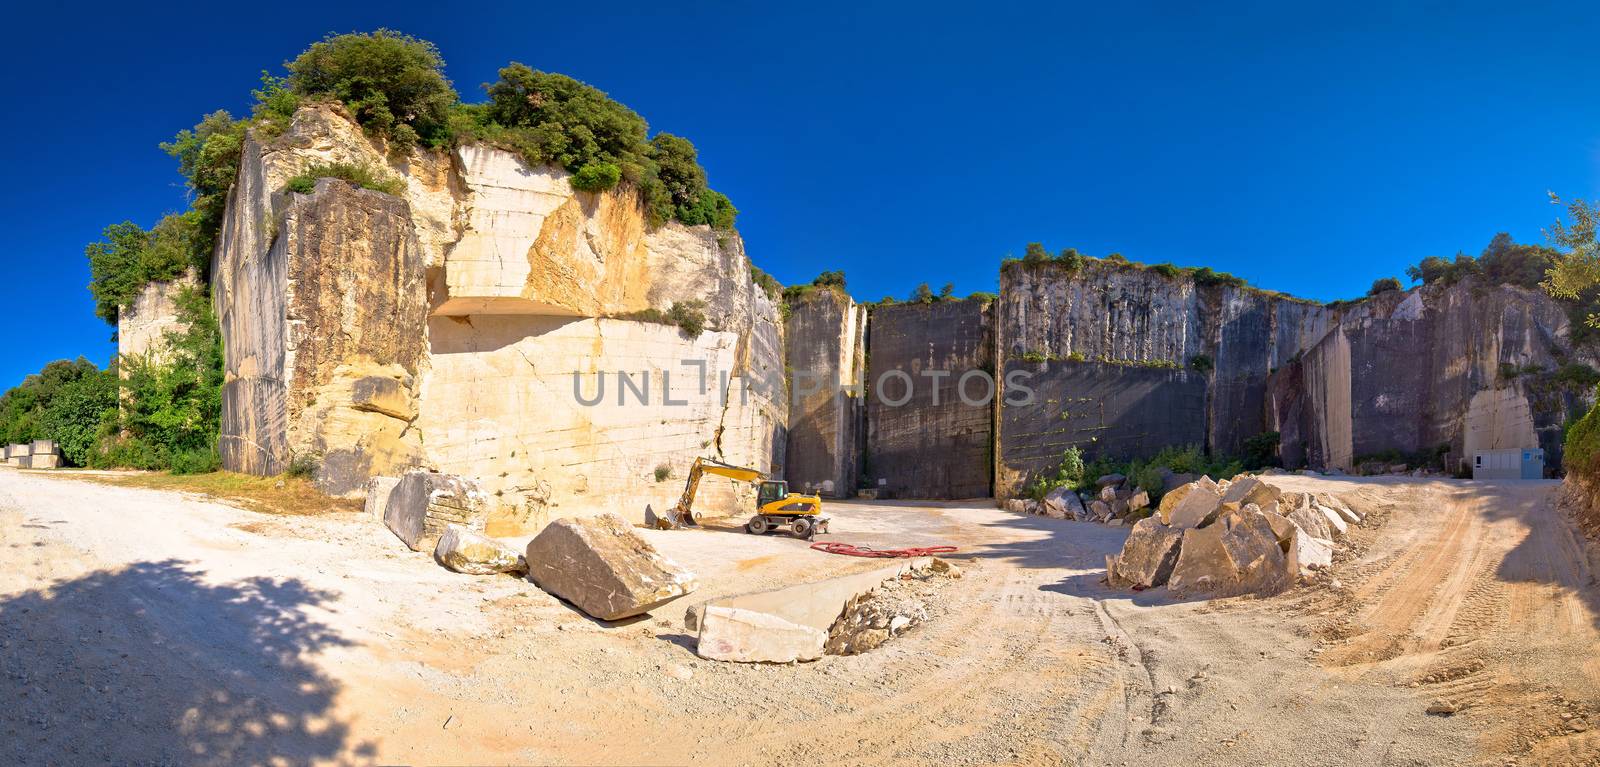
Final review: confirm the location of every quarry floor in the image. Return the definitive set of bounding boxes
[1,469,1598,766]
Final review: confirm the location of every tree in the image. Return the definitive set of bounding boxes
[86,222,151,324]
[0,358,116,465]
[286,30,457,148]
[1368,277,1403,295]
[1406,255,1452,284]
[812,271,847,291]
[910,283,934,303]
[938,283,955,301]
[1023,242,1051,264]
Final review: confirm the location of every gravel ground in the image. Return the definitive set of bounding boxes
[1,468,1596,765]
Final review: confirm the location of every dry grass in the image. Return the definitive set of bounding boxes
[84,471,361,516]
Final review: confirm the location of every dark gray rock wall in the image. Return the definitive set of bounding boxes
[783,290,866,497]
[1268,279,1593,473]
[864,299,994,499]
[996,359,1207,497]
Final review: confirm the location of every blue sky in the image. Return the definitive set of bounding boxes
[4,1,1599,389]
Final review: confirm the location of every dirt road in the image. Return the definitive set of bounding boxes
[2,469,1597,766]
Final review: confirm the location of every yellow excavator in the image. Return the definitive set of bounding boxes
[651,457,829,538]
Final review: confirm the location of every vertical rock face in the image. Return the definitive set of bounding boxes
[117,273,198,364]
[994,261,1335,471]
[214,105,786,527]
[784,290,866,497]
[996,359,1207,498]
[1268,279,1590,472]
[864,299,994,498]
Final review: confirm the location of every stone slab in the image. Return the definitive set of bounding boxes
[525,513,698,621]
[693,560,918,663]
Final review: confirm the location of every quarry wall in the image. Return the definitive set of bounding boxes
[783,290,865,497]
[1268,280,1589,473]
[864,298,994,499]
[184,105,1597,515]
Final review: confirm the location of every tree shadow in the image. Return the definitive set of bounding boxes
[0,559,371,765]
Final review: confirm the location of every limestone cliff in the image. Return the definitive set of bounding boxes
[116,272,199,365]
[214,105,785,528]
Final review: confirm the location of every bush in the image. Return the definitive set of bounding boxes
[85,213,204,325]
[1026,446,1085,501]
[910,283,934,304]
[1555,362,1600,390]
[1243,431,1281,469]
[1368,277,1403,295]
[170,446,223,475]
[571,162,622,192]
[967,291,997,303]
[284,453,320,479]
[284,162,403,196]
[654,464,672,482]
[285,162,405,196]
[1150,263,1183,279]
[750,266,782,301]
[1056,248,1084,270]
[1567,396,1600,482]
[117,286,224,466]
[1023,242,1051,265]
[667,300,707,338]
[1191,266,1247,288]
[285,30,457,149]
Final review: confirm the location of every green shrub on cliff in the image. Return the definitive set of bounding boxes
[285,162,405,196]
[112,287,224,472]
[85,214,203,324]
[284,29,457,150]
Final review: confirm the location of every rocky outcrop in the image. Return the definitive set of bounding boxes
[117,272,199,365]
[213,105,786,526]
[1268,279,1591,473]
[864,298,994,498]
[524,513,697,621]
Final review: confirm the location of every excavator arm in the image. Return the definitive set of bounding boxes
[658,458,763,528]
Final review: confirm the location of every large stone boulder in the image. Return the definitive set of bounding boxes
[434,524,526,575]
[1286,524,1334,575]
[1107,517,1184,589]
[1163,477,1225,529]
[1288,506,1334,541]
[1167,509,1290,597]
[383,469,491,551]
[1043,486,1086,520]
[525,513,698,621]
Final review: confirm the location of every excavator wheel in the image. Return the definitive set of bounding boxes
[790,517,814,539]
[746,515,769,535]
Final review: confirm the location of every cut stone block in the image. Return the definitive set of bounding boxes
[383,469,490,551]
[525,513,697,621]
[363,476,400,519]
[5,444,28,459]
[434,524,526,575]
[694,561,915,663]
[23,454,60,469]
[29,440,59,456]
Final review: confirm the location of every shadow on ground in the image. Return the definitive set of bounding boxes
[0,559,369,765]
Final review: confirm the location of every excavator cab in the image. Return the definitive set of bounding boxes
[756,480,787,508]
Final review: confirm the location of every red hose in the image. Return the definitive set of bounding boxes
[809,542,958,558]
